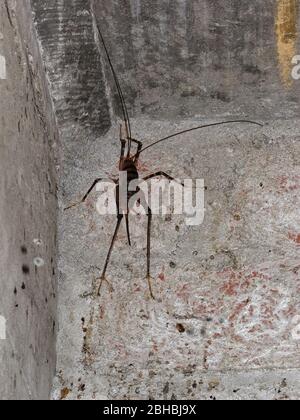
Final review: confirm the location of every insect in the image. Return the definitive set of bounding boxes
[65,12,263,300]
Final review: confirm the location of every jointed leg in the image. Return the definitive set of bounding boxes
[144,171,184,186]
[97,215,123,296]
[64,178,102,210]
[125,213,131,247]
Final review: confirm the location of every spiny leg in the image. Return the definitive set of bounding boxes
[64,178,103,210]
[97,215,123,296]
[143,171,175,182]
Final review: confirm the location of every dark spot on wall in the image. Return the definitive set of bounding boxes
[14,287,17,295]
[22,265,30,275]
[21,245,28,254]
[176,323,186,333]
[170,262,176,269]
[163,382,170,396]
[60,387,70,400]
[244,64,261,75]
[21,282,26,290]
[210,91,231,103]
[78,383,86,392]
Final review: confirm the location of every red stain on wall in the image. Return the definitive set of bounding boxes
[278,175,300,193]
[158,272,165,282]
[219,269,272,297]
[288,232,300,245]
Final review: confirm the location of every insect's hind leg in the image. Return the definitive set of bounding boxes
[97,214,123,297]
[138,192,155,300]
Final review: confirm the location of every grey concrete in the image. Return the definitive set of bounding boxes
[33,0,300,125]
[53,119,300,400]
[93,0,300,120]
[30,0,300,400]
[0,0,58,400]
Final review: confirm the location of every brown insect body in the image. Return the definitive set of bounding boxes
[119,157,139,183]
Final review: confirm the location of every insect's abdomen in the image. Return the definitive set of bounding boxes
[116,159,139,215]
[120,158,139,183]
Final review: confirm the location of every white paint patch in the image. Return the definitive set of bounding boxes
[0,55,7,79]
[0,316,6,340]
[33,257,45,268]
[291,55,300,81]
[33,238,43,246]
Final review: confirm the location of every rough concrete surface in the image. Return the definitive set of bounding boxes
[0,0,58,400]
[30,0,300,400]
[52,118,300,401]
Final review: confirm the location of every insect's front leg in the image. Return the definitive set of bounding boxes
[64,178,103,211]
[143,171,184,187]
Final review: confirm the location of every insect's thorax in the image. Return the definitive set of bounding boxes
[119,157,139,183]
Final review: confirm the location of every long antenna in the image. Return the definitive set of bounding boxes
[140,120,263,153]
[93,4,132,147]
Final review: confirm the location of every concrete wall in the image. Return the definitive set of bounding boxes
[33,0,300,126]
[31,0,300,400]
[94,0,300,120]
[0,0,58,400]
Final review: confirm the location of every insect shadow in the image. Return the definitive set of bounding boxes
[65,7,263,300]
